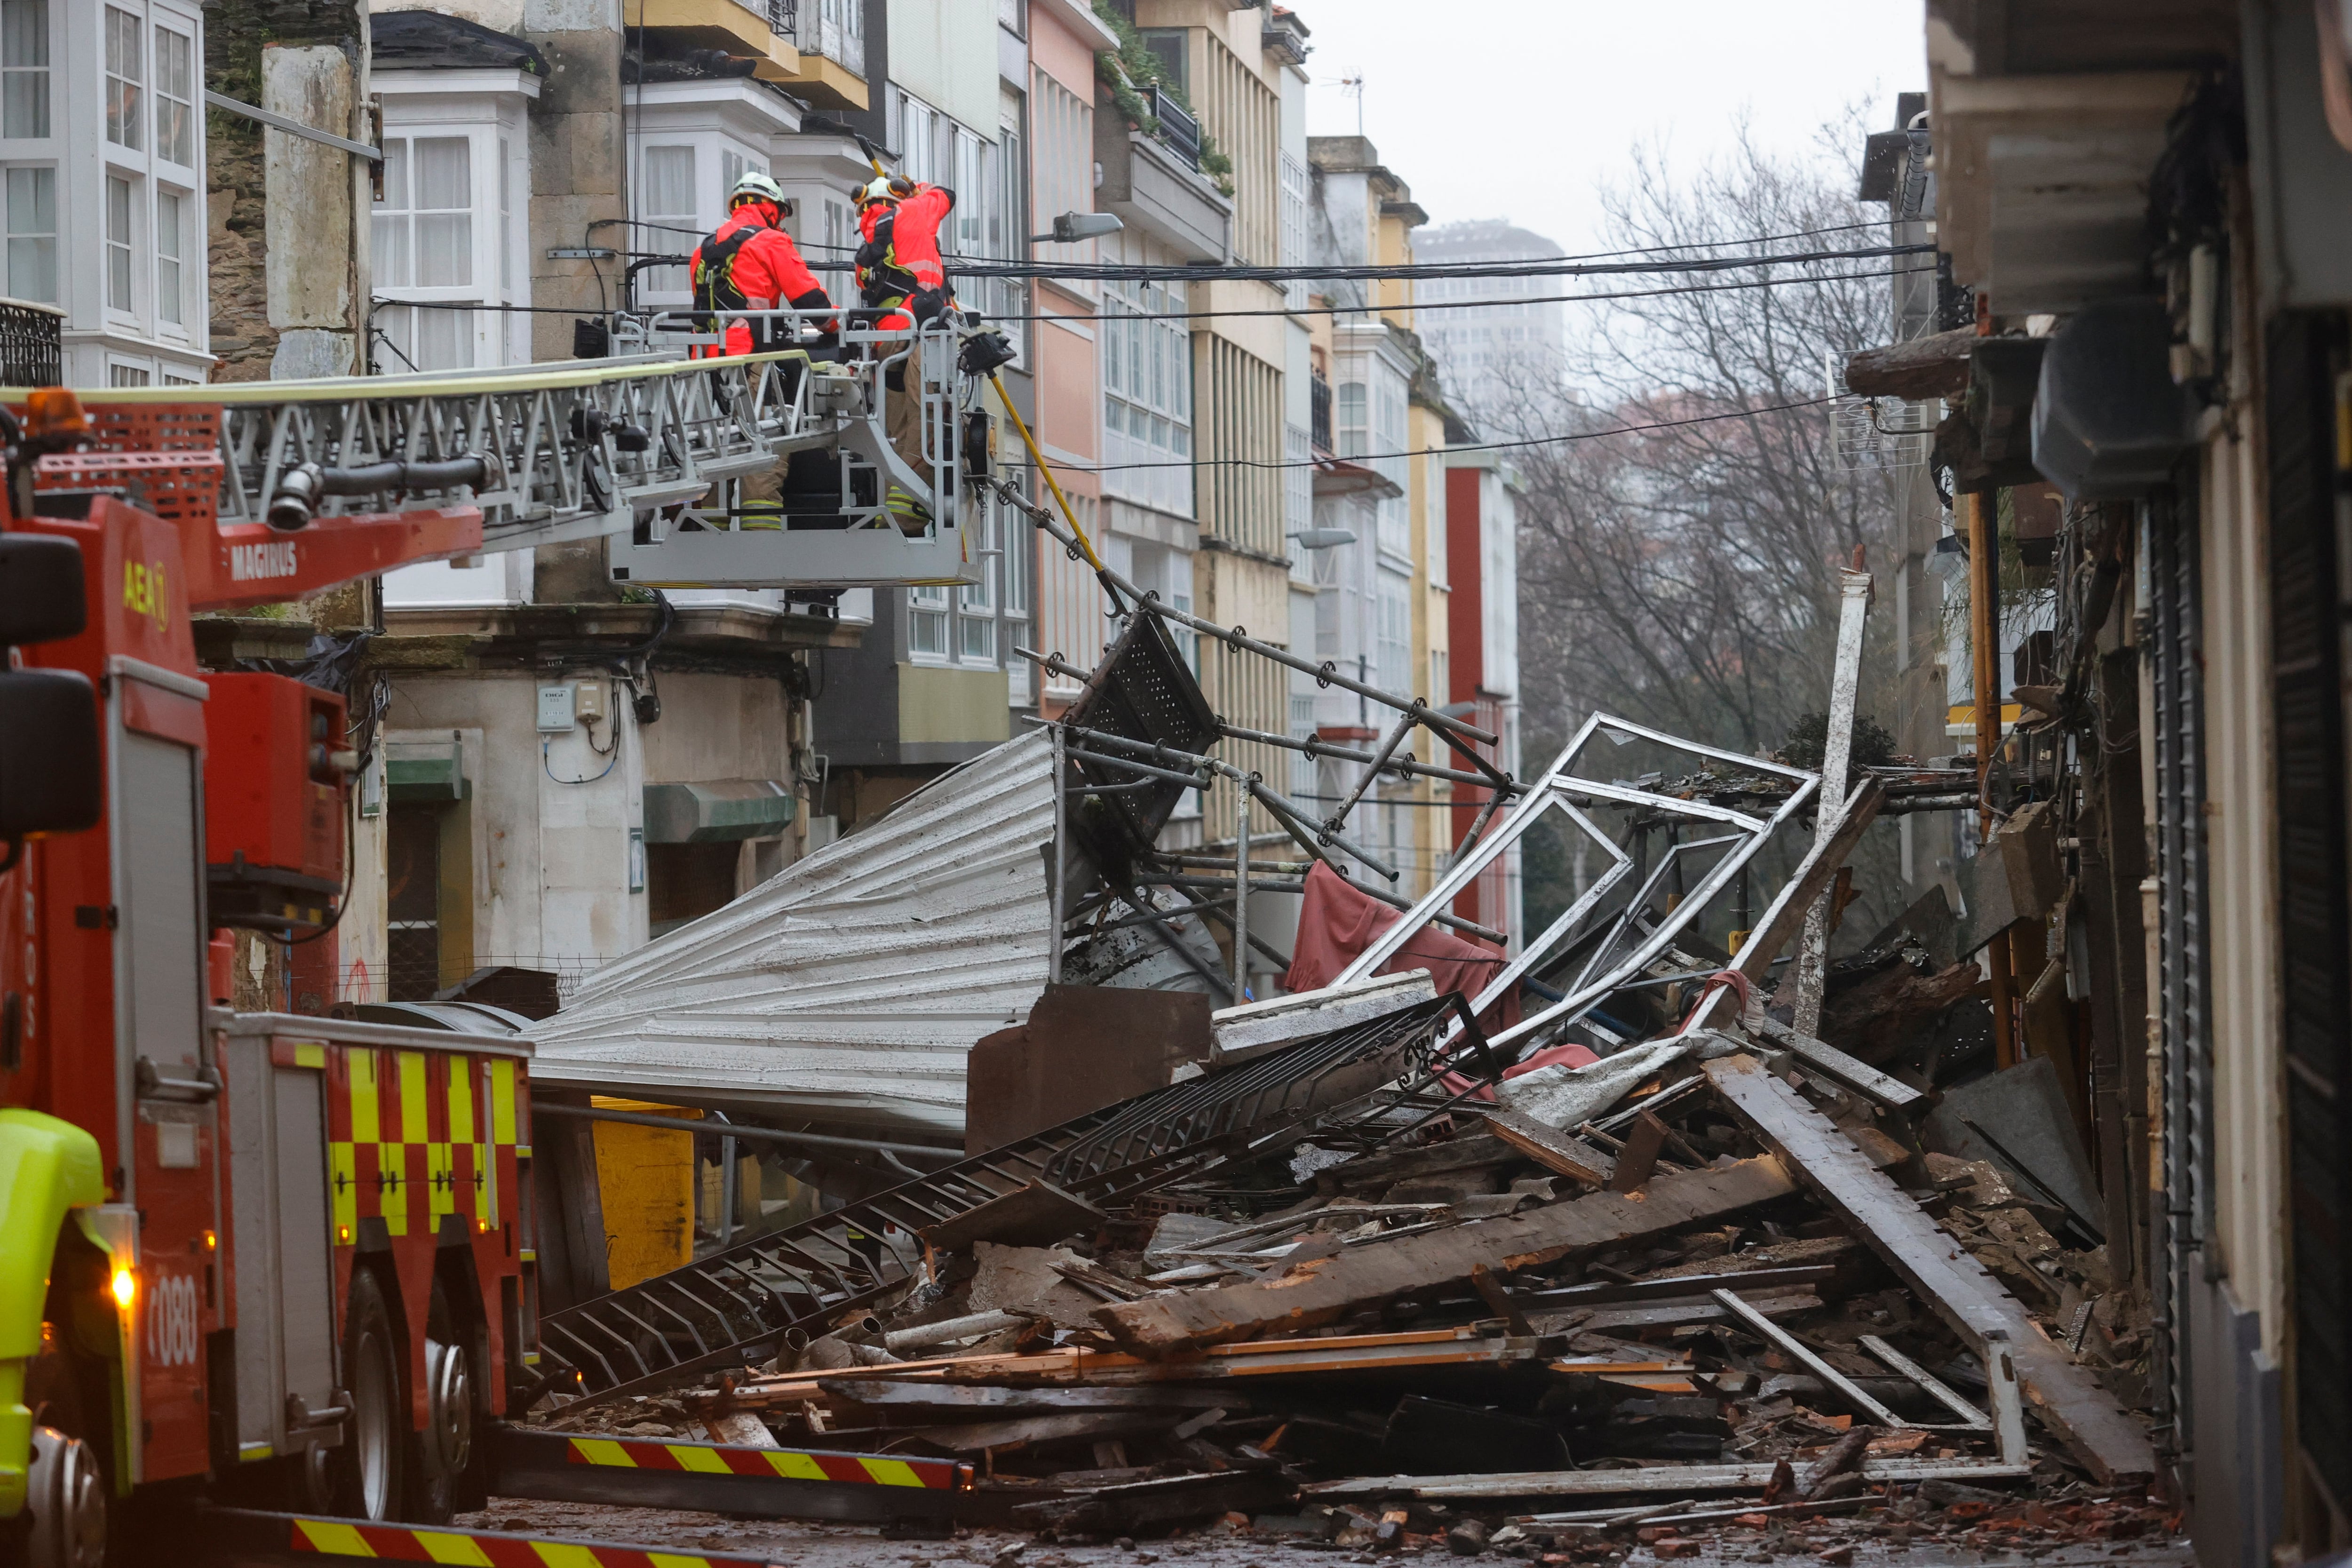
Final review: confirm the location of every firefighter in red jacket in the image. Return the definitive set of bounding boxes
[854,174,957,529]
[691,170,839,520]
[691,169,839,358]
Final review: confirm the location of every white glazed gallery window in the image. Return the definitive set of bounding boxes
[1,0,48,139]
[1375,571,1410,694]
[1101,277,1192,517]
[156,187,184,327]
[104,175,134,314]
[1375,378,1408,559]
[154,24,194,167]
[638,144,694,297]
[907,582,950,660]
[373,135,476,371]
[3,165,52,302]
[103,7,140,151]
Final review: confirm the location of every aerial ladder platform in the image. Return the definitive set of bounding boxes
[16,311,1002,596]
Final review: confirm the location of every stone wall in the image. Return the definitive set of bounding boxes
[203,0,367,382]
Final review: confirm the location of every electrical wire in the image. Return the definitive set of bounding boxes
[987,263,1936,325]
[544,734,622,786]
[1011,394,1838,476]
[946,242,1936,286]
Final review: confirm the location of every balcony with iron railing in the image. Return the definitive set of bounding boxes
[1149,85,1201,170]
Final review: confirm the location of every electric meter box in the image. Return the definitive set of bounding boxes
[537,684,576,732]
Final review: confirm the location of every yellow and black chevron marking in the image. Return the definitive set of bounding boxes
[563,1435,966,1490]
[203,1509,790,1566]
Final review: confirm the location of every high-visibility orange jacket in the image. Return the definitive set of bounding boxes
[691,204,837,332]
[856,184,955,310]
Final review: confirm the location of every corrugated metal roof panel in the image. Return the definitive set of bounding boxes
[526,730,1055,1138]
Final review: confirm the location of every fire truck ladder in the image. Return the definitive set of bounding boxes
[40,317,984,589]
[535,995,1479,1408]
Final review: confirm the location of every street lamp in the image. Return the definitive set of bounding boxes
[1287,528,1356,550]
[1031,212,1125,245]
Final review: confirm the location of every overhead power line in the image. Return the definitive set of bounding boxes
[990,263,1937,325]
[1014,395,1840,476]
[946,242,1936,285]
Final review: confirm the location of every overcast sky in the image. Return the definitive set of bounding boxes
[1299,1,1928,255]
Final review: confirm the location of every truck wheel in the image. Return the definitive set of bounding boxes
[331,1269,405,1521]
[406,1280,475,1524]
[22,1428,105,1568]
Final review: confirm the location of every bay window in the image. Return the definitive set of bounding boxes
[2,2,208,382]
[639,144,695,297]
[3,165,50,302]
[2,0,46,139]
[1103,276,1193,517]
[156,187,183,326]
[103,7,139,150]
[371,66,537,374]
[154,24,192,167]
[104,175,133,313]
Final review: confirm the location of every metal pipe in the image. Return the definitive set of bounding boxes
[1322,708,1420,839]
[1233,795,1250,998]
[529,1101,959,1162]
[1215,718,1510,792]
[1064,746,1208,790]
[1144,871,1510,947]
[1019,500,1499,750]
[881,1310,1032,1354]
[719,1132,738,1249]
[1049,725,1068,986]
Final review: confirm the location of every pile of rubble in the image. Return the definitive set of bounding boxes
[514,556,2170,1558]
[531,990,2162,1556]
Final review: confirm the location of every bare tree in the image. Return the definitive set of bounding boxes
[1505,113,1909,758]
[1505,113,1919,941]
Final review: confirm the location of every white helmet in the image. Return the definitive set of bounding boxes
[729,169,787,210]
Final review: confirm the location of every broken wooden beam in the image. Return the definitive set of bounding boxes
[1842,327,1977,400]
[1093,1154,1834,1356]
[1746,1014,1927,1112]
[1479,1108,1615,1186]
[1700,1052,2156,1486]
[1604,1113,1669,1194]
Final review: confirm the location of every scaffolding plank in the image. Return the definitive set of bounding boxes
[1700,1052,2155,1486]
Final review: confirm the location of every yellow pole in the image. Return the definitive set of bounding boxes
[990,369,1108,576]
[1966,487,2017,1070]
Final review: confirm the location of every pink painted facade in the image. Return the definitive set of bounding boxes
[1026,3,1108,714]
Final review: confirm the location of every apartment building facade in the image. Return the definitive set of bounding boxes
[0,0,215,385]
[1868,3,2352,1562]
[193,0,1513,1010]
[1302,135,1458,907]
[1415,218,1567,426]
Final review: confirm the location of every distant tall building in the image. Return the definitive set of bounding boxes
[1415,220,1567,421]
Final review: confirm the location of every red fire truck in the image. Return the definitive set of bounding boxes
[0,390,535,1563]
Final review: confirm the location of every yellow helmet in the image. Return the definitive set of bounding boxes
[857,174,915,209]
